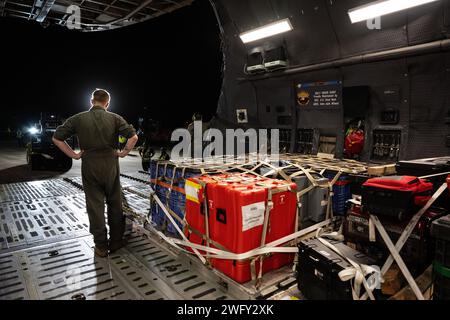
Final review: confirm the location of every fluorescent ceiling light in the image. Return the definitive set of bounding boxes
[348,0,440,23]
[239,18,293,44]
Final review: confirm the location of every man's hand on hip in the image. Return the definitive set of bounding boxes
[52,137,84,161]
[117,135,138,158]
[73,151,84,160]
[117,149,131,158]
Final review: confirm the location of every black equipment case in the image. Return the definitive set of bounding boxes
[348,173,370,196]
[431,215,450,300]
[297,238,377,300]
[432,215,450,269]
[344,204,448,276]
[361,176,433,220]
[397,157,450,210]
[396,157,450,178]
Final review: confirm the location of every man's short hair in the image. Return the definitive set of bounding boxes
[91,89,110,104]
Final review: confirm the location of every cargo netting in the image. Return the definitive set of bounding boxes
[120,155,371,286]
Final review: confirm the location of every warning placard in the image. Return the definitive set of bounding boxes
[185,180,201,204]
[242,202,266,232]
[296,81,342,108]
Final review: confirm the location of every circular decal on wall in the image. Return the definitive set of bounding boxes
[297,90,311,106]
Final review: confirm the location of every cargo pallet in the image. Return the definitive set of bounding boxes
[117,158,430,301]
[119,170,340,299]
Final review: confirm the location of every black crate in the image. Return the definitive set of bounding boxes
[297,238,378,300]
[433,272,450,300]
[396,157,450,178]
[362,186,418,220]
[348,174,370,196]
[432,215,450,267]
[434,239,450,267]
[397,157,450,209]
[345,206,447,277]
[433,215,450,300]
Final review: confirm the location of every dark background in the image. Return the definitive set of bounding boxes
[0,0,222,132]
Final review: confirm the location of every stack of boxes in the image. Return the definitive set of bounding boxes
[256,161,330,228]
[149,161,203,237]
[146,158,360,285]
[325,172,352,216]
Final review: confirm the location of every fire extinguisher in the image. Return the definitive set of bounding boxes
[345,121,365,157]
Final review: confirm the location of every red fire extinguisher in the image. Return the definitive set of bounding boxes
[345,128,365,157]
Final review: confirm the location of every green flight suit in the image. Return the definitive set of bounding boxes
[54,106,136,249]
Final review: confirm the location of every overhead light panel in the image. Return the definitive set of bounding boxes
[239,19,293,44]
[348,0,440,23]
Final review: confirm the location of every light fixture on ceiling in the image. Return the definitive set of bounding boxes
[239,18,293,44]
[348,0,440,23]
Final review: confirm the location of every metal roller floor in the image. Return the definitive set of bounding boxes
[0,175,238,300]
[0,196,90,251]
[0,179,82,203]
[0,232,233,300]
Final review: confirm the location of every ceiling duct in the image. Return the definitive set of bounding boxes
[36,0,56,23]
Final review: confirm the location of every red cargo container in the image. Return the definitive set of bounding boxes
[184,173,297,283]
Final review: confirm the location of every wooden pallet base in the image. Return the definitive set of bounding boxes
[389,266,433,300]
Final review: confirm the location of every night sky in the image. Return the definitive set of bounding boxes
[0,0,222,131]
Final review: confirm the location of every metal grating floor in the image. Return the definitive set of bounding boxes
[0,175,296,300]
[0,231,235,300]
[0,237,167,300]
[124,184,154,196]
[120,172,152,185]
[0,180,83,203]
[122,190,151,219]
[60,184,151,224]
[64,176,137,189]
[0,196,90,251]
[124,230,231,300]
[0,176,237,300]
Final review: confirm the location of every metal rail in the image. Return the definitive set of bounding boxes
[0,0,194,30]
[240,39,450,82]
